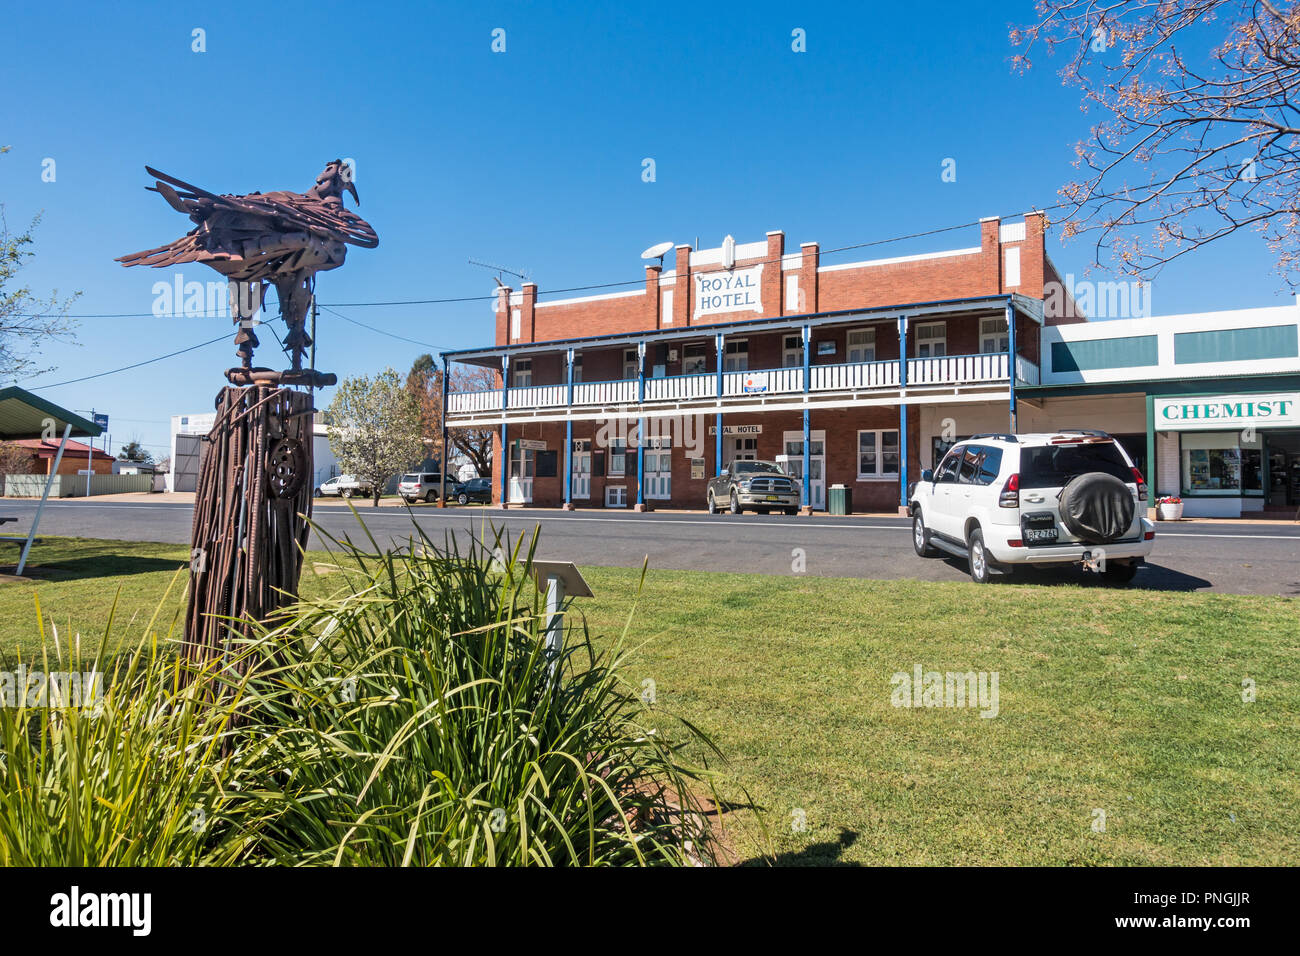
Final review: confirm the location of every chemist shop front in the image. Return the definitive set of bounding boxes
[1152,391,1300,517]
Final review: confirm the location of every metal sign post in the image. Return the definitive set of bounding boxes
[528,560,593,680]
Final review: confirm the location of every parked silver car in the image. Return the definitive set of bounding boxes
[398,472,456,504]
[706,460,801,515]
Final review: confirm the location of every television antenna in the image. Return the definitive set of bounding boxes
[468,258,531,286]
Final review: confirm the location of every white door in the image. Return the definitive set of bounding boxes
[644,448,671,499]
[571,441,591,499]
[784,430,826,511]
[723,437,758,469]
[509,444,534,504]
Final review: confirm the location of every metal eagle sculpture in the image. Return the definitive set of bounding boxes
[118,160,378,386]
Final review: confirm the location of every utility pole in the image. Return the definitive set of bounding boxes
[86,407,94,497]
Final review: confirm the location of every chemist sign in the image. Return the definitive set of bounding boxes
[1154,393,1299,431]
[694,265,764,319]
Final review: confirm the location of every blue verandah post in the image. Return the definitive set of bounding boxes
[636,343,646,507]
[715,333,724,476]
[564,348,574,507]
[500,354,509,507]
[899,315,908,510]
[801,324,811,511]
[1007,300,1018,434]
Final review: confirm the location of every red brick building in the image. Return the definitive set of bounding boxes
[7,438,115,476]
[443,213,1080,512]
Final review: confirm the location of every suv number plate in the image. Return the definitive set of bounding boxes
[1021,512,1058,545]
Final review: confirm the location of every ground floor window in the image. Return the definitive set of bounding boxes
[605,485,627,507]
[858,429,900,479]
[607,438,627,476]
[1180,431,1263,495]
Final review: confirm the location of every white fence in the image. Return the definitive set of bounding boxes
[3,473,155,498]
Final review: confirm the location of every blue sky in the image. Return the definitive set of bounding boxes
[1,0,1290,459]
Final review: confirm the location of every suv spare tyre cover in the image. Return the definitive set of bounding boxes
[1058,471,1134,544]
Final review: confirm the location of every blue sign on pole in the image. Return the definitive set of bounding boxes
[93,413,109,430]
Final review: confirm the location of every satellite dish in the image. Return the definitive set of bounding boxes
[640,241,674,265]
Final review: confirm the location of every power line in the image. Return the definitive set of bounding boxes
[24,333,232,390]
[320,305,450,351]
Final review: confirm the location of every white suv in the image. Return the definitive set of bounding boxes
[908,430,1155,584]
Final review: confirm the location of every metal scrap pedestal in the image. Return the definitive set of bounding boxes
[184,385,314,671]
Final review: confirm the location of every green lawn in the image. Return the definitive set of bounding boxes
[4,536,1297,866]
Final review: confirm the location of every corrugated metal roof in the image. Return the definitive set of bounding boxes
[0,386,101,440]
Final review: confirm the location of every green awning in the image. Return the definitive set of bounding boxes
[0,386,101,440]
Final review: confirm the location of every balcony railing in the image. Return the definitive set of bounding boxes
[906,352,1008,385]
[644,372,713,401]
[811,359,899,390]
[722,366,804,396]
[573,379,637,405]
[448,352,1033,416]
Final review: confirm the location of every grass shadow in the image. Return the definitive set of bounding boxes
[0,554,186,583]
[738,828,862,867]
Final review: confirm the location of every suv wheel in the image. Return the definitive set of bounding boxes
[457,492,469,505]
[424,490,436,503]
[729,491,742,515]
[707,490,718,514]
[912,512,938,557]
[967,528,993,584]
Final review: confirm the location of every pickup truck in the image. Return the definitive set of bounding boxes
[315,474,373,499]
[706,460,801,515]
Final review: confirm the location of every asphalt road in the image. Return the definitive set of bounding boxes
[6,498,1300,595]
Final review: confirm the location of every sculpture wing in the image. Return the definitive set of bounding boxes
[143,166,377,249]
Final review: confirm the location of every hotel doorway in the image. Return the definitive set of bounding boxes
[783,430,826,510]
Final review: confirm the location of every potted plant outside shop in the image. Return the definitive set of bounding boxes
[1158,495,1184,520]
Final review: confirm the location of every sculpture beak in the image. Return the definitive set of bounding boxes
[345,180,360,205]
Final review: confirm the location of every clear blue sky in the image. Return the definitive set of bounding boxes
[1,0,1290,459]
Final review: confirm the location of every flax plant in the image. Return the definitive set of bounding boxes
[0,572,258,866]
[231,520,724,866]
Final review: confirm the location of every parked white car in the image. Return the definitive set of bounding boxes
[315,474,372,499]
[908,430,1155,584]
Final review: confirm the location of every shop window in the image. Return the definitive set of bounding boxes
[724,339,749,372]
[858,430,900,479]
[605,485,628,507]
[914,323,946,358]
[847,328,876,363]
[1180,432,1263,495]
[512,359,532,387]
[980,317,1009,354]
[682,342,708,375]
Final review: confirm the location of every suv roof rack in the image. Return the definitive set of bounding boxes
[1054,428,1112,438]
[967,433,1019,443]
